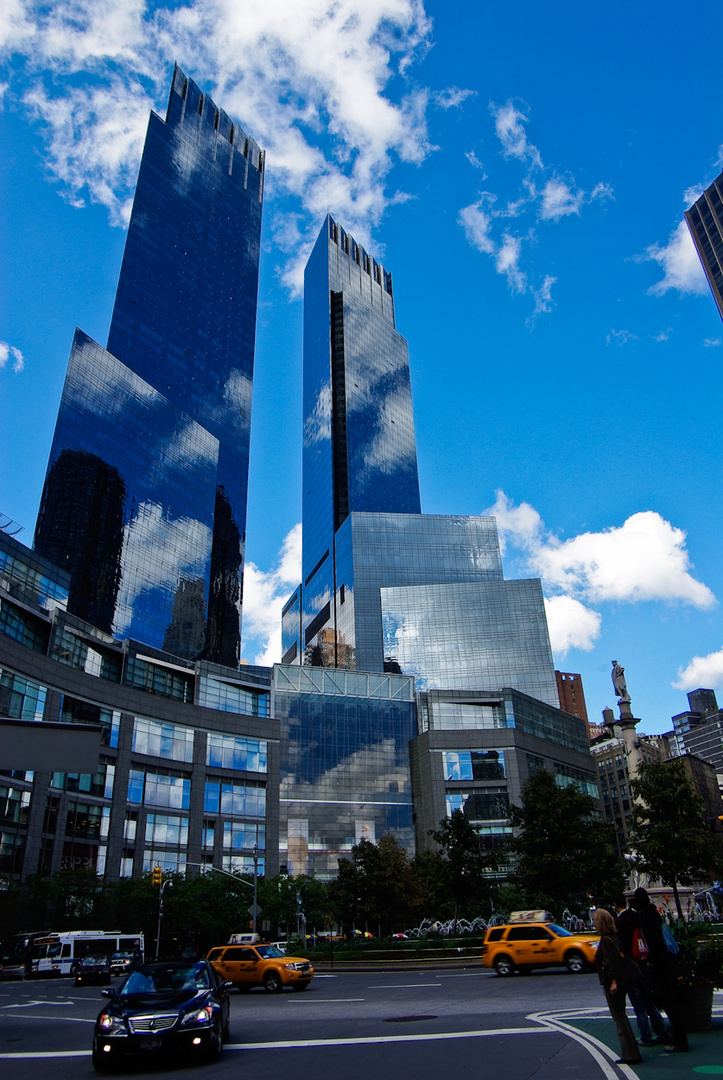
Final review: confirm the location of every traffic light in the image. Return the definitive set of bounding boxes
[152,866,162,887]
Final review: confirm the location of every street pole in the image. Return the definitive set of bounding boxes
[155,879,173,960]
[252,844,259,934]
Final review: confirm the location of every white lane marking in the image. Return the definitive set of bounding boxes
[227,1027,555,1050]
[528,1011,634,1080]
[285,998,365,1003]
[3,1000,75,1009]
[434,973,485,979]
[0,1014,94,1023]
[0,1051,91,1059]
[367,984,440,989]
[313,975,338,979]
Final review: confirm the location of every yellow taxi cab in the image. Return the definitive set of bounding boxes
[206,942,314,993]
[482,910,600,976]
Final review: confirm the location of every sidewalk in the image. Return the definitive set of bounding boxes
[567,994,723,1077]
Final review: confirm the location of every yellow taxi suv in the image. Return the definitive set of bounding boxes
[482,910,600,976]
[206,943,314,993]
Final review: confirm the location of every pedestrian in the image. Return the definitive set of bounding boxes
[631,887,689,1053]
[593,907,643,1065]
[613,892,670,1046]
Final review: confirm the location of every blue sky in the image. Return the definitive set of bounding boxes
[2,0,723,734]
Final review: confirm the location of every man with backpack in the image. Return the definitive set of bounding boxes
[613,893,670,1046]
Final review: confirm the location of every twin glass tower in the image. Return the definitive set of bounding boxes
[36,69,556,709]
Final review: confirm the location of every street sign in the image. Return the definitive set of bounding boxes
[248,902,260,919]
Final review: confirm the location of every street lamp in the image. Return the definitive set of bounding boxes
[155,878,173,960]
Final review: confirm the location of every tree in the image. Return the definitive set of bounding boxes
[329,836,419,936]
[429,810,499,923]
[629,758,719,918]
[507,769,625,917]
[259,874,331,937]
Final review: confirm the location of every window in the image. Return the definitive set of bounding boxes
[132,717,194,762]
[442,750,505,781]
[206,734,267,773]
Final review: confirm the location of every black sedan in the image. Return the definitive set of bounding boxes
[92,960,231,1071]
[76,955,111,986]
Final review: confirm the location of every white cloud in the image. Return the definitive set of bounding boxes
[0,340,24,372]
[485,489,716,655]
[645,219,709,297]
[674,647,723,692]
[530,274,556,319]
[490,101,542,168]
[544,595,601,656]
[241,523,302,666]
[458,200,496,254]
[2,0,434,282]
[590,181,614,203]
[703,337,722,347]
[652,328,672,342]
[433,86,475,109]
[606,329,638,346]
[459,101,611,315]
[495,232,526,292]
[540,177,583,221]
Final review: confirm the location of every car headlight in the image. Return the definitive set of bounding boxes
[180,1006,213,1027]
[98,1013,125,1034]
[284,963,305,972]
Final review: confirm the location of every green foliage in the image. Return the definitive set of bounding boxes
[429,810,499,919]
[259,874,331,935]
[630,759,718,917]
[329,835,420,934]
[668,921,723,988]
[506,769,626,917]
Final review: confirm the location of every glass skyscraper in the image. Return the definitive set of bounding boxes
[35,66,264,665]
[282,216,557,704]
[685,169,723,321]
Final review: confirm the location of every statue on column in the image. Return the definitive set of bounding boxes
[611,660,630,702]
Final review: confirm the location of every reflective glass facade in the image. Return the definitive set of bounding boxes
[293,217,422,665]
[274,664,416,879]
[35,66,264,664]
[685,170,723,320]
[36,332,218,651]
[382,578,558,704]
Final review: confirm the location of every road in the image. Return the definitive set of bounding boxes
[0,966,635,1080]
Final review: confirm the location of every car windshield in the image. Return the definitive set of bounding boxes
[548,924,572,937]
[82,956,107,966]
[120,963,210,995]
[255,945,285,959]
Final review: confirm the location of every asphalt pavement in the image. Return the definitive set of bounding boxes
[1,969,721,1079]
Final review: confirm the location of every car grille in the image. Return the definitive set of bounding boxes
[300,963,311,974]
[129,1014,178,1033]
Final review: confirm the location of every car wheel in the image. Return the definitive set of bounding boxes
[263,970,283,993]
[291,982,309,992]
[206,1021,223,1062]
[565,949,585,974]
[494,954,515,977]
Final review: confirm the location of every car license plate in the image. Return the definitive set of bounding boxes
[140,1037,163,1050]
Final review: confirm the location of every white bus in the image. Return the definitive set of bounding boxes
[29,930,144,977]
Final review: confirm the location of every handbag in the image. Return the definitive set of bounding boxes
[617,952,643,993]
[631,927,649,962]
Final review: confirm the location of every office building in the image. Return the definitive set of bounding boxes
[35,66,265,665]
[685,171,723,320]
[1,528,277,882]
[555,671,589,723]
[670,687,723,781]
[411,687,600,856]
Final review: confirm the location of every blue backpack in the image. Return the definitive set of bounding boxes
[661,923,680,957]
